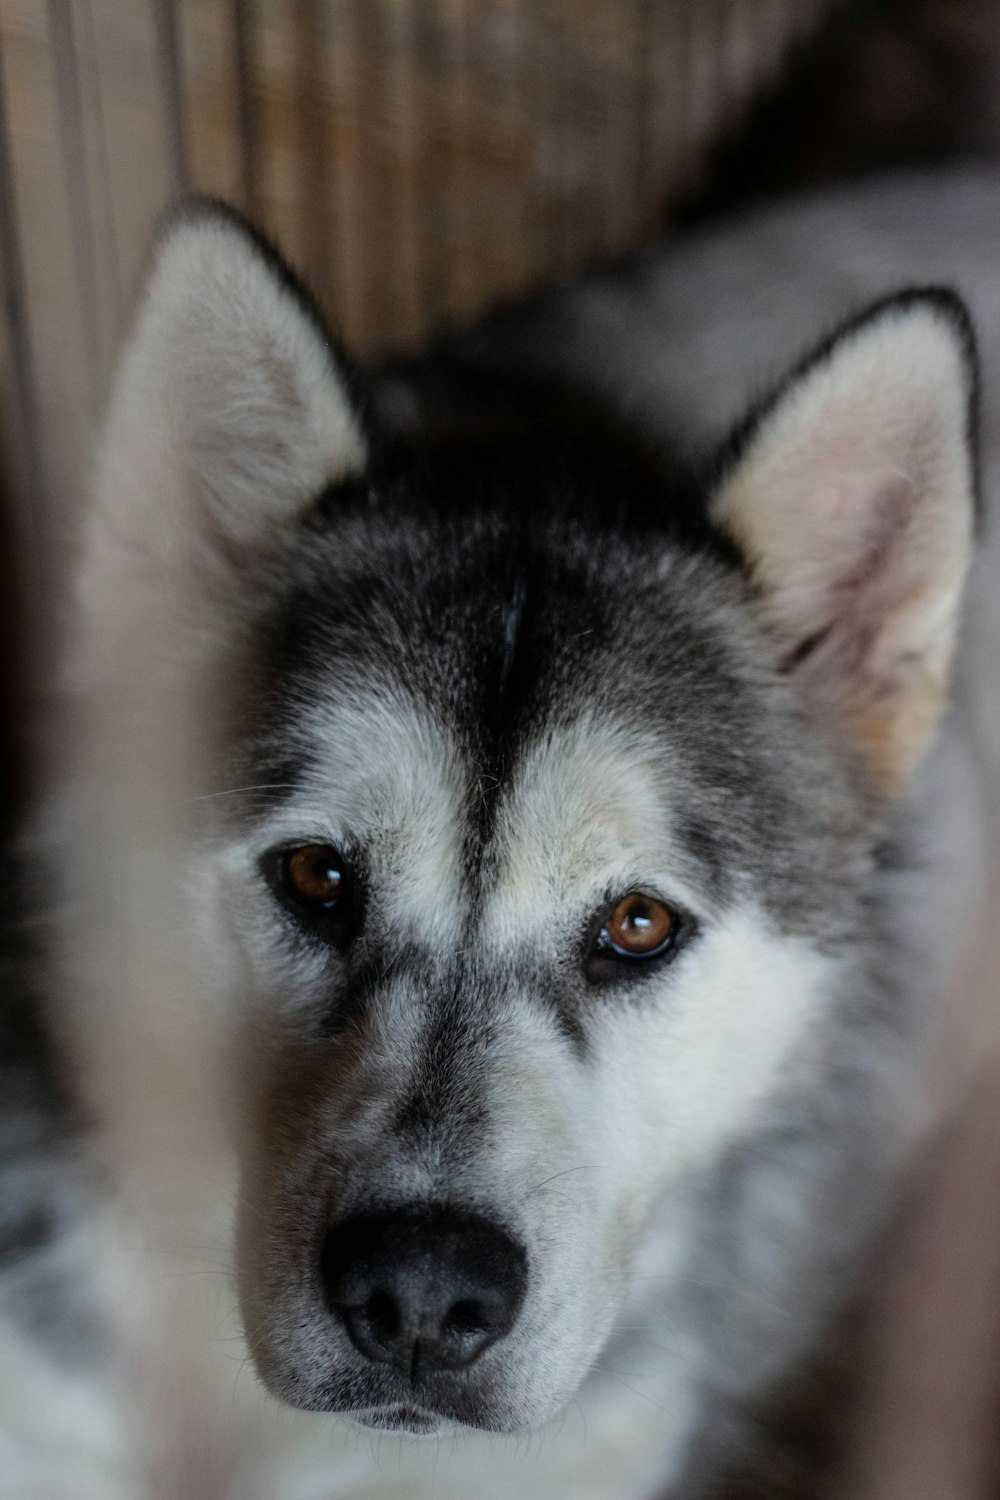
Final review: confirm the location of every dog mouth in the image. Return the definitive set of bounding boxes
[351,1404,455,1435]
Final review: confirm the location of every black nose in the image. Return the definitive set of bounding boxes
[322,1206,527,1375]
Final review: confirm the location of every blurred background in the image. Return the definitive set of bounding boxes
[4,0,1000,612]
[0,0,826,569]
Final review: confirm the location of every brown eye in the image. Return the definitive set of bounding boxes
[264,842,360,948]
[284,845,344,908]
[601,894,675,958]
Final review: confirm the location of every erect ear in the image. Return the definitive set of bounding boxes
[85,200,366,608]
[64,204,370,1312]
[711,290,978,796]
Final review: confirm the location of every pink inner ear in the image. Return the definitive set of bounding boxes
[713,298,974,791]
[774,470,921,695]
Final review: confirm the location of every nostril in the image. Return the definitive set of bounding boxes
[443,1298,487,1338]
[365,1289,400,1343]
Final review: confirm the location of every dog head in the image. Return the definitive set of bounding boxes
[80,204,976,1435]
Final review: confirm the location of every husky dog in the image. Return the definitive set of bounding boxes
[2,164,998,1499]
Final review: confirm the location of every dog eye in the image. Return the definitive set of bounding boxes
[263,843,359,945]
[600,894,675,957]
[284,845,344,909]
[585,893,690,985]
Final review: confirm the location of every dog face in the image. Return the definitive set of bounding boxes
[218,462,865,1432]
[81,206,976,1436]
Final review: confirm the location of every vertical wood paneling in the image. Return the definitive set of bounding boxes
[175,0,248,205]
[249,1,302,259]
[290,0,337,310]
[0,0,835,560]
[352,0,423,345]
[0,37,44,582]
[0,0,91,551]
[153,0,189,192]
[463,0,530,304]
[231,0,261,215]
[323,0,369,350]
[48,0,102,383]
[71,0,124,359]
[83,0,175,336]
[636,0,684,229]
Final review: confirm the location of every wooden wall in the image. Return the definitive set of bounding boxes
[0,0,829,595]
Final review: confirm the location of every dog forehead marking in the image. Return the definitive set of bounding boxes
[286,685,470,941]
[483,716,696,938]
[276,683,698,946]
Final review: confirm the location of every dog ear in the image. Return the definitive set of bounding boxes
[712,290,977,795]
[86,200,366,602]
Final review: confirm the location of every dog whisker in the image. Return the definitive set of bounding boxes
[590,1362,679,1420]
[163,783,298,812]
[523,1164,606,1199]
